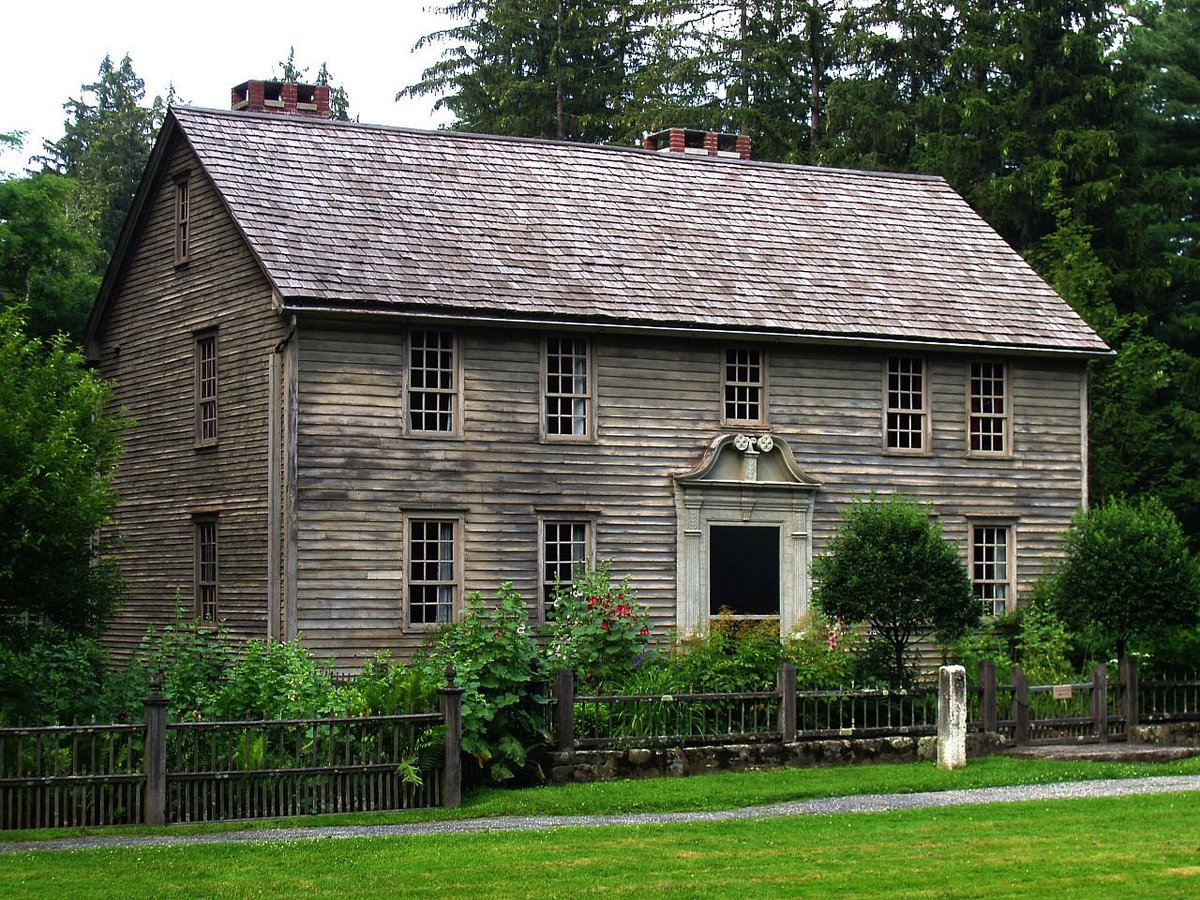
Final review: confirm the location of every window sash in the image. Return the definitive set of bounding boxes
[408,330,457,433]
[969,362,1008,453]
[175,180,189,263]
[545,338,590,437]
[724,348,764,424]
[408,519,457,626]
[972,525,1011,617]
[195,519,218,623]
[195,334,218,445]
[886,356,925,450]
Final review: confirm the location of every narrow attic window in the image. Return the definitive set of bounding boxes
[174,177,190,264]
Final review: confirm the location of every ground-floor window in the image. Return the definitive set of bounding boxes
[194,517,218,623]
[541,519,591,618]
[407,517,459,626]
[971,524,1013,616]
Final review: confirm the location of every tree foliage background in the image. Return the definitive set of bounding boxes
[408,0,1200,544]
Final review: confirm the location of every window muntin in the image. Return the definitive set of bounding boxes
[969,362,1008,454]
[175,179,190,263]
[195,332,218,446]
[408,330,457,433]
[195,517,218,623]
[972,524,1012,617]
[886,356,926,451]
[542,520,590,615]
[544,337,591,438]
[724,348,765,424]
[408,518,458,626]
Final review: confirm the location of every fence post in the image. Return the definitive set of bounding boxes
[438,664,464,809]
[554,668,575,752]
[1120,655,1139,732]
[1013,665,1029,746]
[143,671,168,827]
[1092,663,1109,743]
[980,658,997,733]
[938,665,967,769]
[777,662,797,743]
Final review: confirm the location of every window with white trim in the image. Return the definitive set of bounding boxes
[175,178,190,264]
[724,348,765,425]
[195,517,218,623]
[544,337,591,438]
[408,330,458,433]
[969,362,1008,454]
[886,356,926,451]
[195,331,218,446]
[541,520,590,616]
[407,518,458,626]
[972,524,1012,616]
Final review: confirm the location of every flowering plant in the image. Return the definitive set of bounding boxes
[543,561,650,687]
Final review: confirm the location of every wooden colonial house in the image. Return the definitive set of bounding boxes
[85,81,1109,667]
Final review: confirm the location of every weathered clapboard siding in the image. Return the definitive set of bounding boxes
[93,138,286,660]
[293,325,1086,669]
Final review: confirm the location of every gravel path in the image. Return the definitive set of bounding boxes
[3,775,1198,854]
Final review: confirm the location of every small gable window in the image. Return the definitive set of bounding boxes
[175,177,190,264]
[724,348,765,425]
[885,356,927,451]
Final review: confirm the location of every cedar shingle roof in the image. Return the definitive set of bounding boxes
[171,106,1107,355]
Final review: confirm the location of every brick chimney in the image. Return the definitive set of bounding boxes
[231,80,331,118]
[643,128,751,160]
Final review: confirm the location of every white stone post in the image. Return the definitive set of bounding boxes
[937,664,967,770]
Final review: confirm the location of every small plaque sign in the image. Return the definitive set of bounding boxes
[1052,684,1073,701]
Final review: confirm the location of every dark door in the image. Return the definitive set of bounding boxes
[709,525,780,616]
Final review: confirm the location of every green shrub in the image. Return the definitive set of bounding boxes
[784,613,861,689]
[673,613,784,691]
[422,583,549,783]
[948,614,1020,685]
[123,619,232,720]
[1053,496,1200,659]
[1016,596,1074,684]
[0,625,108,725]
[544,561,650,687]
[212,639,338,720]
[343,651,439,716]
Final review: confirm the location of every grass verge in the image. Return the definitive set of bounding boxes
[2,754,1199,844]
[2,792,1198,898]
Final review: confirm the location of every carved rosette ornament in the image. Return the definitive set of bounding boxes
[733,433,774,481]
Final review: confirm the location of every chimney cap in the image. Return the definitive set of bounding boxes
[643,127,750,160]
[231,79,331,118]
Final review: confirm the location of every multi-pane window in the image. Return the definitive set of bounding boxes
[886,356,926,450]
[724,348,764,424]
[972,525,1011,617]
[408,518,458,626]
[408,330,457,433]
[969,362,1008,454]
[195,518,218,623]
[545,337,591,438]
[195,332,218,446]
[175,179,190,263]
[542,520,589,615]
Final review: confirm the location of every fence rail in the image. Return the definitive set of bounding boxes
[572,690,780,748]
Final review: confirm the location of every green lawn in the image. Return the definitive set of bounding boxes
[3,792,1198,898]
[5,754,1200,843]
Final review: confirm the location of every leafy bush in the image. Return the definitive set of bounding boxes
[544,561,650,687]
[122,619,233,720]
[212,639,338,720]
[948,613,1020,685]
[1053,495,1200,659]
[812,494,979,686]
[0,625,108,725]
[784,613,861,690]
[673,613,784,692]
[1016,595,1074,685]
[422,584,549,784]
[343,651,438,717]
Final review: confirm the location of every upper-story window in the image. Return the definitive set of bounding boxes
[885,356,927,451]
[724,348,765,425]
[195,331,218,447]
[175,177,190,264]
[195,516,218,623]
[544,337,592,440]
[407,517,459,627]
[969,362,1009,454]
[408,330,458,434]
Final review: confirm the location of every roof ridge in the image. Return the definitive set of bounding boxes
[169,104,947,184]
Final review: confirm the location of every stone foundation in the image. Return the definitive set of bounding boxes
[548,733,1006,783]
[1128,722,1200,746]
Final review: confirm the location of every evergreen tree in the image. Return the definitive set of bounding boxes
[273,47,355,122]
[39,55,164,260]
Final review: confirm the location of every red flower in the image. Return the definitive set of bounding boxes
[600,621,610,631]
[494,629,503,638]
[639,626,650,636]
[587,596,599,609]
[615,604,632,618]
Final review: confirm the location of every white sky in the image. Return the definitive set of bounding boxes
[1,0,456,176]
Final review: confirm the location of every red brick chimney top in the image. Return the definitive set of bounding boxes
[231,80,331,118]
[643,128,750,160]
